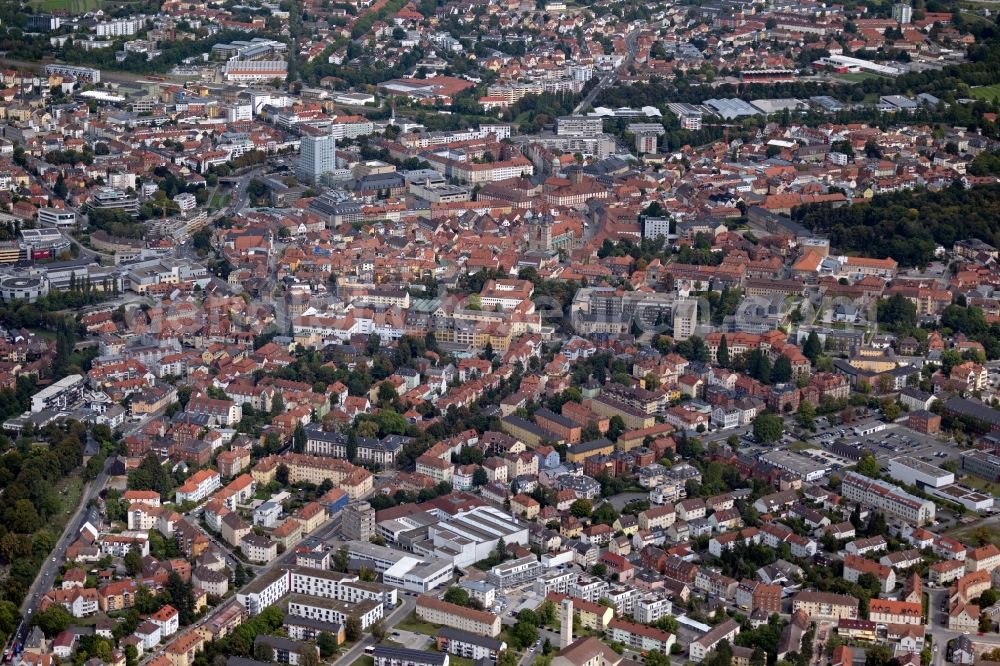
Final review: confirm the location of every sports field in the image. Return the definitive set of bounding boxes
[30,0,104,12]
[970,83,1000,101]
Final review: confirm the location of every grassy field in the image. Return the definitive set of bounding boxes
[29,0,103,12]
[947,521,1000,546]
[55,475,84,518]
[396,612,440,636]
[209,192,231,210]
[349,658,374,666]
[970,83,1000,101]
[790,441,819,452]
[836,72,883,83]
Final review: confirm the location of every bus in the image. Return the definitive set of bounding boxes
[364,647,375,655]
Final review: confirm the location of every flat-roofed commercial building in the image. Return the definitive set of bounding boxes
[961,449,1000,482]
[888,456,955,489]
[379,505,530,569]
[346,541,453,592]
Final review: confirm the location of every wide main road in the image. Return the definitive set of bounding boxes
[572,24,645,115]
[7,456,113,655]
[0,55,188,86]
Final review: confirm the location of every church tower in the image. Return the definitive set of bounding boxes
[527,216,553,252]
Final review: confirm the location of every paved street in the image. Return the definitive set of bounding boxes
[331,595,416,666]
[10,457,112,652]
[572,24,644,115]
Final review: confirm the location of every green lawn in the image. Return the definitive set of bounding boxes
[970,83,1000,101]
[349,658,374,666]
[395,612,440,636]
[210,192,232,210]
[30,0,103,12]
[789,441,819,452]
[56,475,84,517]
[835,72,884,83]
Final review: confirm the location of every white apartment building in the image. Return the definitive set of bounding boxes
[173,193,196,212]
[287,594,383,629]
[95,17,145,36]
[635,595,673,624]
[533,570,575,597]
[236,569,290,616]
[288,567,397,608]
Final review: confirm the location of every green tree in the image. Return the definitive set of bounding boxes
[497,651,518,666]
[866,643,893,666]
[472,467,488,487]
[591,502,619,526]
[569,499,593,518]
[125,645,138,666]
[345,429,361,461]
[443,587,471,606]
[772,356,793,383]
[803,331,822,362]
[317,632,338,658]
[293,423,307,453]
[877,294,918,331]
[53,174,68,199]
[856,454,881,478]
[254,642,273,662]
[796,401,816,431]
[0,600,19,637]
[345,616,362,642]
[234,562,249,587]
[752,414,784,444]
[718,334,730,367]
[607,416,626,440]
[299,647,321,666]
[333,546,349,573]
[270,393,285,417]
[123,545,143,576]
[538,600,557,625]
[34,606,72,637]
[370,620,386,642]
[511,619,538,648]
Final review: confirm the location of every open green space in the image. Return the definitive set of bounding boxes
[835,72,884,83]
[29,0,104,12]
[210,192,232,210]
[395,612,440,636]
[970,83,1000,101]
[349,657,374,666]
[947,521,1000,547]
[446,656,475,666]
[789,441,819,452]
